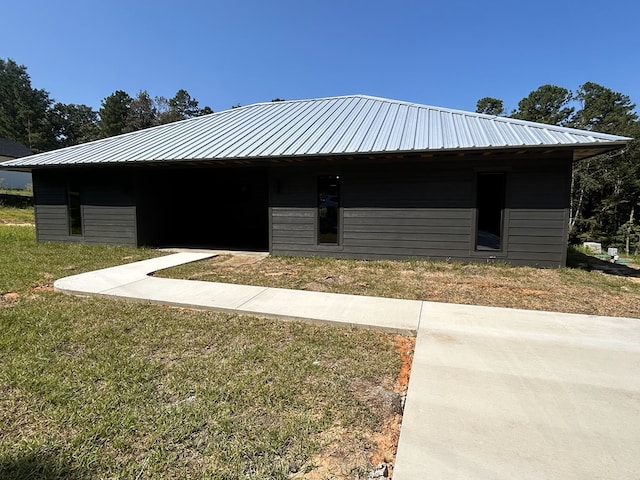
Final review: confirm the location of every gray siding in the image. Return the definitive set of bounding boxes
[506,164,571,266]
[31,152,573,267]
[33,170,137,246]
[270,155,572,266]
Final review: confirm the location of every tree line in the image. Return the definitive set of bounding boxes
[477,83,639,254]
[0,58,213,153]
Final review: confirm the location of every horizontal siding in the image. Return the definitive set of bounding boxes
[270,207,315,251]
[35,204,69,242]
[506,208,567,265]
[83,205,137,246]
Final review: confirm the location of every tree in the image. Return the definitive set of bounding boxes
[573,81,637,134]
[99,90,132,138]
[511,84,574,125]
[158,89,201,124]
[568,83,639,252]
[476,97,504,116]
[50,102,99,147]
[126,90,158,131]
[199,106,214,116]
[0,58,56,152]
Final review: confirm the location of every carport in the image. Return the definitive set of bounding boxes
[136,166,269,250]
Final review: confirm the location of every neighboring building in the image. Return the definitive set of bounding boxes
[0,138,32,189]
[0,95,631,266]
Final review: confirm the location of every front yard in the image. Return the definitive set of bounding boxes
[0,224,403,479]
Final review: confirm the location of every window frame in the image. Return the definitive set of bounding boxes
[316,174,342,247]
[67,184,83,236]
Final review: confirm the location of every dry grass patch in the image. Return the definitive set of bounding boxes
[158,252,640,318]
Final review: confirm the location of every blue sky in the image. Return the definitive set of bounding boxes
[2,0,639,115]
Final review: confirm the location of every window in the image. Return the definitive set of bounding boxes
[475,173,505,251]
[68,184,82,236]
[318,175,340,244]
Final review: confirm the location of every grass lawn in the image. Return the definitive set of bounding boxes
[0,190,34,224]
[0,225,403,479]
[158,250,640,319]
[0,205,34,225]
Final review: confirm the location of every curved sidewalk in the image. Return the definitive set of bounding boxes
[54,253,640,479]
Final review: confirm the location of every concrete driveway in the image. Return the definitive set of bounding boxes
[394,302,640,479]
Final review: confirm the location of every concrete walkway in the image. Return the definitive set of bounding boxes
[54,253,640,479]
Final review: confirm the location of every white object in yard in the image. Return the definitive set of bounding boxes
[583,242,602,253]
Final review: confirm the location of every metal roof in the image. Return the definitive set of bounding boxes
[0,95,631,169]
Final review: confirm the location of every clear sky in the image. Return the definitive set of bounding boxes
[2,0,639,115]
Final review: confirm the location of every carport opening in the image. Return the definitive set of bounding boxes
[137,167,269,250]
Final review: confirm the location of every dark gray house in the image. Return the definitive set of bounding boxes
[0,95,631,266]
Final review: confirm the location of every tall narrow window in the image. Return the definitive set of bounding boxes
[475,173,505,251]
[318,175,340,244]
[68,184,82,236]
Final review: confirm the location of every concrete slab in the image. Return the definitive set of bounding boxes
[54,252,215,295]
[103,278,268,312]
[236,287,422,333]
[394,301,640,480]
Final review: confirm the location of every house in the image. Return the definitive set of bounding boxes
[0,95,631,266]
[0,138,32,189]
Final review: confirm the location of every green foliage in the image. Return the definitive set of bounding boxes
[98,90,132,138]
[573,81,638,133]
[50,102,99,147]
[569,85,639,252]
[99,88,213,134]
[0,58,56,152]
[511,84,574,125]
[126,90,158,131]
[476,97,504,116]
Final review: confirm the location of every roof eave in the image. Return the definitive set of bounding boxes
[3,141,630,170]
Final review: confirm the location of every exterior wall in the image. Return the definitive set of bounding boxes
[32,169,137,246]
[31,152,573,267]
[269,154,572,267]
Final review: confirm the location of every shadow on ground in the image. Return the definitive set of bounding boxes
[0,193,33,208]
[0,452,88,480]
[568,249,640,278]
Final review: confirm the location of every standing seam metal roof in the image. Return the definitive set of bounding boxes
[0,95,631,168]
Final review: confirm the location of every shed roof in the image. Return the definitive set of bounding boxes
[0,95,631,169]
[0,138,32,159]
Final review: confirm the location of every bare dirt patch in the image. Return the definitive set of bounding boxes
[294,335,415,479]
[1,292,20,308]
